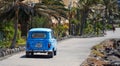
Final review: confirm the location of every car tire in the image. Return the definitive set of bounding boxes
[48,52,54,58]
[31,52,34,56]
[26,52,30,57]
[54,50,57,56]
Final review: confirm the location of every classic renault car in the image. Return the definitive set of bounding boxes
[26,28,57,58]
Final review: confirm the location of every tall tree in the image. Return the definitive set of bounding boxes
[0,0,34,48]
[103,0,118,24]
[78,0,101,35]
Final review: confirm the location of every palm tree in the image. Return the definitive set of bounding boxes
[102,0,119,32]
[0,0,34,48]
[0,0,67,48]
[77,0,101,35]
[35,0,68,20]
[27,0,68,30]
[103,0,118,24]
[69,7,79,35]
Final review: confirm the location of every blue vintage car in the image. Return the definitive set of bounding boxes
[26,28,57,58]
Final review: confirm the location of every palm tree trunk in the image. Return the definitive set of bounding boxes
[80,11,84,36]
[10,20,18,48]
[93,19,95,33]
[80,10,88,36]
[10,5,19,48]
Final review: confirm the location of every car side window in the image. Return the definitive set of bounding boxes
[51,31,55,39]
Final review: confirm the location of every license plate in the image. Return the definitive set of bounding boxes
[35,43,42,48]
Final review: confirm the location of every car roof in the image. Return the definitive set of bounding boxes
[29,28,52,32]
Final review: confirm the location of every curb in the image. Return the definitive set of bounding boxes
[0,46,25,58]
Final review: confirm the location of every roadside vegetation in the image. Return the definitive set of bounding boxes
[0,0,120,49]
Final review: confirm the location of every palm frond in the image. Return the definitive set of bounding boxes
[0,0,68,24]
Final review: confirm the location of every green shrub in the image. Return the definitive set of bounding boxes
[16,29,26,47]
[53,24,69,38]
[3,21,14,41]
[84,21,94,34]
[106,24,112,30]
[16,38,26,47]
[0,40,10,48]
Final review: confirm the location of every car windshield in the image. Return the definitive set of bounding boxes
[31,32,46,39]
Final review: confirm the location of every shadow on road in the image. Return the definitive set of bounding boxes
[20,55,51,59]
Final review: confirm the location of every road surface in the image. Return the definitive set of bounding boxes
[0,28,120,66]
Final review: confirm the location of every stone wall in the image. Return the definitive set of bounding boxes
[0,46,25,57]
[81,39,120,66]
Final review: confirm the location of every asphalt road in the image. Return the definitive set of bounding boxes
[0,28,120,66]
